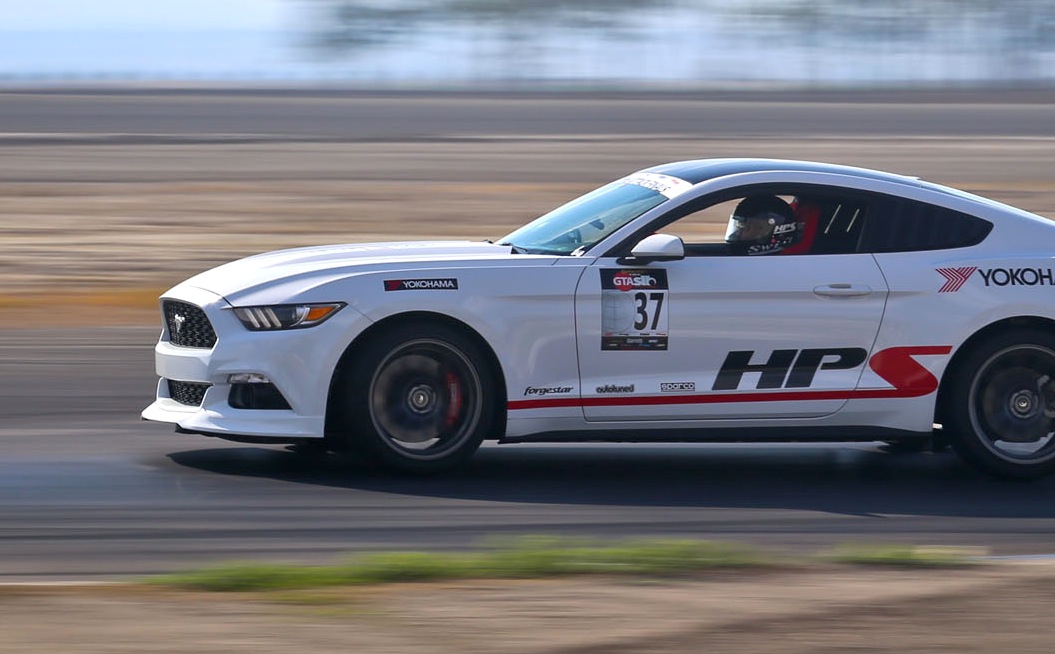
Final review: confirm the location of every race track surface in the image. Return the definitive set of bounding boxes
[2,327,1055,581]
[3,88,1055,142]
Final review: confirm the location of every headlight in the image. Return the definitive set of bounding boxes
[232,303,345,331]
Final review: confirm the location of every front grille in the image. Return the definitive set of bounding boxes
[163,300,217,348]
[168,380,211,406]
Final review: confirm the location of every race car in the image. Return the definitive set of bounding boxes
[142,158,1055,479]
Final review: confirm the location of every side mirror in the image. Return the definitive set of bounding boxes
[621,233,685,264]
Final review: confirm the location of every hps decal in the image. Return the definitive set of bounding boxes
[384,278,459,291]
[713,348,866,391]
[601,269,669,351]
[508,345,952,411]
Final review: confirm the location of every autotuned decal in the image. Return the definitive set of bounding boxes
[384,278,459,291]
[601,269,669,351]
[596,384,635,394]
[508,345,952,410]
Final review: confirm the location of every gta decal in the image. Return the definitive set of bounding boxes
[601,269,669,351]
[384,278,459,291]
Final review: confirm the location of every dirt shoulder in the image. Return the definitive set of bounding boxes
[3,137,1055,328]
[2,563,1053,653]
[2,561,1055,653]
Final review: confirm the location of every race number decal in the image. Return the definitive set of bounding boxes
[600,269,669,351]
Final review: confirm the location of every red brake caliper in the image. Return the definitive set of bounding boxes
[445,371,462,428]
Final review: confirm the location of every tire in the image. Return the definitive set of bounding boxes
[332,322,497,473]
[945,329,1055,480]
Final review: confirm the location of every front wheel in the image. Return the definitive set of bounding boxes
[946,329,1055,480]
[332,323,497,473]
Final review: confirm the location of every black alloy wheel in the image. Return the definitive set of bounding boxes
[334,322,497,473]
[947,329,1055,480]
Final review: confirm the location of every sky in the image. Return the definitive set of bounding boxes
[1,0,290,31]
[1,1,1050,83]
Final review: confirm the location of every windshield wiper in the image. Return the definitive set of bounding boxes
[498,241,531,255]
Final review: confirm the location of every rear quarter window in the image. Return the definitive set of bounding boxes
[861,199,993,253]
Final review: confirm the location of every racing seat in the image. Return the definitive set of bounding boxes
[780,198,821,255]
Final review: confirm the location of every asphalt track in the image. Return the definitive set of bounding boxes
[4,90,1055,581]
[5,326,1055,582]
[3,88,1055,142]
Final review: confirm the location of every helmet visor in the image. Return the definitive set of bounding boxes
[725,215,776,243]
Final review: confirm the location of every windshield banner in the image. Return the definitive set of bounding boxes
[620,172,693,199]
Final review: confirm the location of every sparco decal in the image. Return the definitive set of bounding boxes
[979,267,1055,287]
[384,278,459,291]
[524,386,573,396]
[660,382,695,392]
[596,384,635,394]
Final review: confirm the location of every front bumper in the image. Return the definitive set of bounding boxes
[141,285,371,441]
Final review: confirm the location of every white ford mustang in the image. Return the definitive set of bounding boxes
[143,158,1055,479]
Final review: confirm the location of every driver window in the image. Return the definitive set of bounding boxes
[662,192,869,256]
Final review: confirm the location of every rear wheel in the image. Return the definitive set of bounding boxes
[332,323,496,473]
[946,330,1055,480]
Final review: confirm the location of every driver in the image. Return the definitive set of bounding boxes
[725,195,802,255]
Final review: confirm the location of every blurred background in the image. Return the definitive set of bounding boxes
[3,0,1055,316]
[3,0,1055,86]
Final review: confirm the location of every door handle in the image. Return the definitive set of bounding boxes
[813,283,873,297]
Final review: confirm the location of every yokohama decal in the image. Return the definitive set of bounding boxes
[507,345,952,410]
[384,278,458,291]
[936,267,976,293]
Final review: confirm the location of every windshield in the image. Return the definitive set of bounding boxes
[498,173,691,255]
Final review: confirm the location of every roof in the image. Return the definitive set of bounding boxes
[643,158,923,188]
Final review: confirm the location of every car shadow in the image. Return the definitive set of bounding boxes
[166,442,1055,519]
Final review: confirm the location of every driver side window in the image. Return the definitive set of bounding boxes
[662,191,870,256]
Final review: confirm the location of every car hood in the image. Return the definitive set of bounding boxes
[177,240,520,301]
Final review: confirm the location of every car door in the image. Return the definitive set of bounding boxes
[573,199,889,422]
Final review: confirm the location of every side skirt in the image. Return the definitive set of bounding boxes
[497,425,930,444]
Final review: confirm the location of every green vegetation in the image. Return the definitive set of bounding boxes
[153,537,981,593]
[153,537,765,592]
[824,543,983,567]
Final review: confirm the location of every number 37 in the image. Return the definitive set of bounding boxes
[633,292,665,331]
